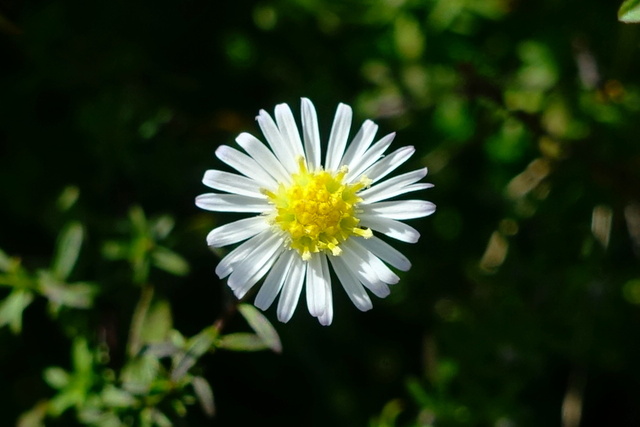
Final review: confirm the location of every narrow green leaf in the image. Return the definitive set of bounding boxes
[151,247,190,276]
[217,333,270,351]
[619,0,640,22]
[238,303,282,353]
[151,215,175,240]
[72,337,94,375]
[17,400,48,427]
[38,272,96,310]
[120,355,161,394]
[100,385,137,407]
[43,367,71,390]
[51,222,84,281]
[140,298,173,344]
[0,248,12,272]
[171,326,217,381]
[192,376,215,417]
[0,289,34,333]
[56,186,80,212]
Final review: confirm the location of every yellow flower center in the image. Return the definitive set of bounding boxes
[264,158,372,260]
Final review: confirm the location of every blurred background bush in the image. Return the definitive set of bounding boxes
[1,0,640,426]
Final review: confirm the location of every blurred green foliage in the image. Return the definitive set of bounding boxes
[1,0,640,426]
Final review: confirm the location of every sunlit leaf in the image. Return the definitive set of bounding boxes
[0,248,12,272]
[140,299,173,344]
[43,366,71,390]
[56,186,80,212]
[0,289,34,333]
[51,222,84,281]
[38,272,96,310]
[192,376,215,417]
[238,303,282,353]
[151,247,189,276]
[120,355,161,394]
[217,332,270,351]
[100,385,137,407]
[619,0,640,22]
[171,325,217,381]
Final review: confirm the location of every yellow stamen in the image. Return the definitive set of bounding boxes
[265,158,371,259]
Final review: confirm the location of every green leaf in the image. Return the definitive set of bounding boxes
[0,289,34,333]
[17,400,48,427]
[51,222,84,281]
[238,303,282,353]
[217,333,270,351]
[0,248,12,272]
[171,325,217,381]
[38,272,96,310]
[619,0,640,22]
[56,186,80,212]
[120,355,161,394]
[100,385,137,407]
[43,367,71,390]
[192,376,215,417]
[140,298,173,344]
[151,247,189,276]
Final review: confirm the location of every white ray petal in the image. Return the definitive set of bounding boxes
[359,168,428,201]
[305,253,327,318]
[346,239,400,285]
[256,109,298,173]
[357,235,412,271]
[206,216,268,247]
[358,214,421,243]
[329,255,373,312]
[254,250,295,311]
[316,254,333,325]
[202,170,264,198]
[235,132,290,185]
[275,103,305,162]
[340,120,378,167]
[340,244,391,298]
[215,230,273,278]
[277,257,306,323]
[345,133,395,183]
[301,98,321,169]
[195,193,270,213]
[361,200,436,220]
[228,236,284,299]
[325,103,352,171]
[215,145,278,188]
[361,146,416,184]
[361,183,433,204]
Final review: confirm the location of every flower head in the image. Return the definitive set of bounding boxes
[196,98,435,325]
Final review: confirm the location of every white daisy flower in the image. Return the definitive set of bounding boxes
[196,98,435,325]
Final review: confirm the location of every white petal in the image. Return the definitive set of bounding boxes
[305,253,327,318]
[195,193,270,213]
[227,234,284,299]
[215,145,278,189]
[359,214,421,243]
[277,256,306,323]
[362,200,436,220]
[345,239,399,285]
[202,170,264,198]
[345,133,395,183]
[316,254,333,325]
[341,244,391,298]
[257,109,298,173]
[275,103,305,162]
[329,255,373,312]
[359,168,433,204]
[325,103,352,171]
[206,216,268,247]
[358,235,412,271]
[361,146,416,184]
[301,98,321,169]
[235,132,290,185]
[340,120,378,168]
[215,230,273,278]
[254,250,295,311]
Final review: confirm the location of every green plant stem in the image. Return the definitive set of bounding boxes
[127,283,155,358]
